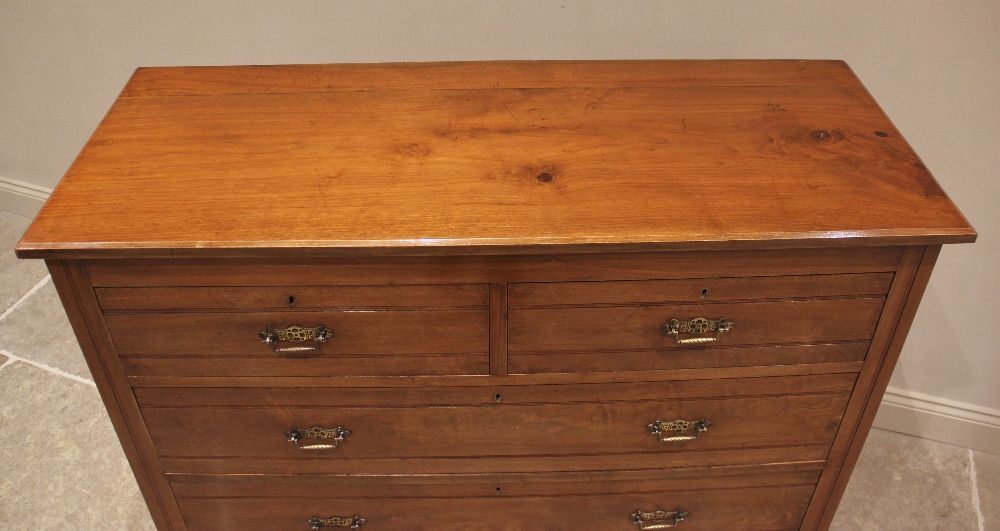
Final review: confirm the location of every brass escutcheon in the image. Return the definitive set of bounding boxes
[646,418,712,442]
[661,317,732,345]
[259,325,332,353]
[631,509,690,529]
[286,426,352,450]
[308,515,367,529]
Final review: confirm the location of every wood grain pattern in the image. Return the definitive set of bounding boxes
[799,246,928,529]
[121,355,489,378]
[121,60,864,97]
[167,460,825,486]
[508,273,893,308]
[170,466,822,494]
[489,283,508,376]
[96,284,488,311]
[509,342,870,374]
[141,393,849,463]
[133,374,858,408]
[122,344,863,378]
[160,446,834,477]
[105,309,488,357]
[16,61,974,259]
[175,478,815,531]
[83,247,905,286]
[124,362,866,388]
[509,298,884,353]
[806,246,943,530]
[46,261,187,530]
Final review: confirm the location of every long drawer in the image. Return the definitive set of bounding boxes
[172,469,820,530]
[137,375,854,473]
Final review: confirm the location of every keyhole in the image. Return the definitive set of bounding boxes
[495,393,502,402]
[287,295,296,307]
[700,289,708,299]
[495,487,502,494]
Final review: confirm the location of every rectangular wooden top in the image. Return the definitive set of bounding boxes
[16,60,975,259]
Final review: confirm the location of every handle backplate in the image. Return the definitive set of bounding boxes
[661,317,732,345]
[647,419,712,442]
[286,426,351,450]
[260,325,332,353]
[631,509,689,529]
[308,516,366,529]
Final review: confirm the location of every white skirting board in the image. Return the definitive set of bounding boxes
[873,386,1000,455]
[0,177,51,217]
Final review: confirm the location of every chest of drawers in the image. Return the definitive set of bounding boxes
[17,60,975,530]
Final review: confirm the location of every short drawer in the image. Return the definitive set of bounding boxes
[137,375,853,472]
[106,309,488,376]
[95,284,489,311]
[508,273,887,374]
[172,469,819,530]
[509,298,883,350]
[508,273,893,307]
[510,343,871,374]
[101,284,490,377]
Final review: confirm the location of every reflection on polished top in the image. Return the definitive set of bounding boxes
[15,60,975,259]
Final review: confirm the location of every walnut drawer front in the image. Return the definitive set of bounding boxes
[508,273,893,307]
[137,375,853,473]
[508,273,889,374]
[100,284,490,377]
[95,284,488,311]
[171,469,819,530]
[508,299,883,351]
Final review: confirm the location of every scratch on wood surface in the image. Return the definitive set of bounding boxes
[501,103,518,122]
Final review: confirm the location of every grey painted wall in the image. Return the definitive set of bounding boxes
[2,2,997,415]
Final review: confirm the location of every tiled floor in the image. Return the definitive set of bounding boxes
[0,209,996,530]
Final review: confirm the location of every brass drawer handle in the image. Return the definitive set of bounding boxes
[308,516,366,529]
[631,509,689,529]
[647,419,712,442]
[259,325,332,353]
[286,426,352,450]
[661,317,732,345]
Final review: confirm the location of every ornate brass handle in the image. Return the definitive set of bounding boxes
[286,426,351,450]
[647,419,712,442]
[631,509,689,529]
[308,516,366,529]
[259,325,332,353]
[661,317,732,345]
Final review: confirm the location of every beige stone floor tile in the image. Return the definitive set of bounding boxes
[0,360,154,530]
[830,428,979,530]
[975,449,1000,530]
[0,211,49,312]
[0,281,91,380]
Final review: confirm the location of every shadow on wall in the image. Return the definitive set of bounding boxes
[892,283,972,398]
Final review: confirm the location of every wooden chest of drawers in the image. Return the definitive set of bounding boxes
[16,61,975,530]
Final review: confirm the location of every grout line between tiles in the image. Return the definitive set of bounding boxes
[0,274,51,322]
[0,349,96,388]
[970,448,985,531]
[0,351,16,372]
